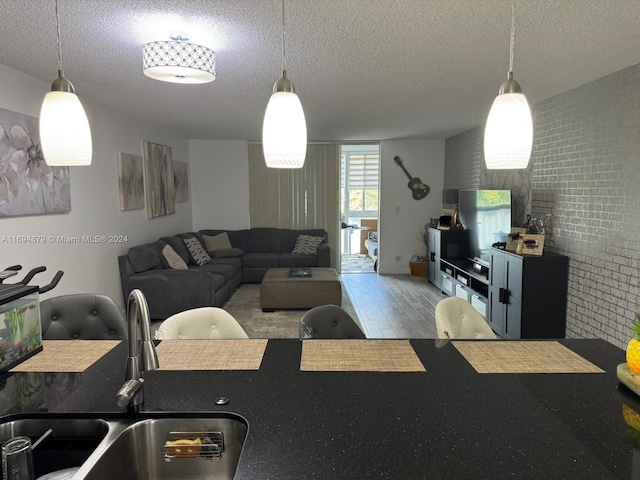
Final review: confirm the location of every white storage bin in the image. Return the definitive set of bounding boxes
[471,294,487,318]
[441,273,455,296]
[455,284,470,302]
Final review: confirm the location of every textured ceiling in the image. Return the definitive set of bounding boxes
[1,0,639,142]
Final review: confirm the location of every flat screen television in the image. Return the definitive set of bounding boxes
[458,190,512,267]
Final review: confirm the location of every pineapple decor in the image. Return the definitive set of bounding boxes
[617,314,640,397]
[628,314,640,374]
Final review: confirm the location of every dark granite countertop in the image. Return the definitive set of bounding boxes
[0,338,638,479]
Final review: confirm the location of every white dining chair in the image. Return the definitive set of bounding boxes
[435,297,497,340]
[155,307,248,340]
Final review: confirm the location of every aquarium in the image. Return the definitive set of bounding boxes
[0,290,43,372]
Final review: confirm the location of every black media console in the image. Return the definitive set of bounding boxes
[427,227,489,318]
[426,227,569,338]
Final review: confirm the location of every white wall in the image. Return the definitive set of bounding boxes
[189,140,250,230]
[379,139,445,274]
[0,64,192,308]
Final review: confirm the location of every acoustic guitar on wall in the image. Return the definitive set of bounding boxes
[393,156,430,200]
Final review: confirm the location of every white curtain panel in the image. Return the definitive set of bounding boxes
[248,143,340,267]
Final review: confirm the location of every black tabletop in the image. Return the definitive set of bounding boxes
[0,338,637,479]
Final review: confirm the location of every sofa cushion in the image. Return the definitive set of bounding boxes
[211,247,245,258]
[279,253,320,267]
[242,252,280,268]
[161,244,188,269]
[200,229,249,252]
[160,236,191,263]
[280,229,326,252]
[182,268,225,290]
[203,232,232,251]
[292,235,325,255]
[247,228,281,253]
[128,241,166,273]
[183,236,212,266]
[194,262,237,282]
[208,257,242,270]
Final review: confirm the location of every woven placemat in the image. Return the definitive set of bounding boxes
[10,340,121,373]
[453,341,605,374]
[300,339,426,372]
[156,339,268,370]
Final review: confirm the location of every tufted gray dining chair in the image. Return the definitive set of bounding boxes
[39,293,127,340]
[299,305,366,339]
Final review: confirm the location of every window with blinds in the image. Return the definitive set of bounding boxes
[341,152,379,212]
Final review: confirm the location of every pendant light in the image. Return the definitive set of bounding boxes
[262,0,307,169]
[39,0,92,166]
[484,0,532,170]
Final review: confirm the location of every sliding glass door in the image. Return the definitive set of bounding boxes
[340,144,380,273]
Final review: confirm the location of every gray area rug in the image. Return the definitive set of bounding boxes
[223,283,361,338]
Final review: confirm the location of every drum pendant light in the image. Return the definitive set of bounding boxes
[262,0,307,168]
[484,0,532,170]
[39,0,92,166]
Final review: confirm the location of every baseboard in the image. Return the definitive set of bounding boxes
[378,266,411,275]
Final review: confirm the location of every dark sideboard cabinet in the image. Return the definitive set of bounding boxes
[489,247,569,339]
[427,227,569,339]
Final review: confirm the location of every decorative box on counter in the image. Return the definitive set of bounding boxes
[0,285,43,372]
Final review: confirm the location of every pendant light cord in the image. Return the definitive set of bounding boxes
[54,0,64,73]
[508,0,515,75]
[281,0,287,74]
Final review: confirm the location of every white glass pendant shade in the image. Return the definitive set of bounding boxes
[484,92,532,169]
[262,91,307,168]
[40,91,92,166]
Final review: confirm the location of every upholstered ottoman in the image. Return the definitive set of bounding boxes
[260,268,342,311]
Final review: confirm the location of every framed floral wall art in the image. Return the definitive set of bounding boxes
[173,161,189,203]
[142,140,175,218]
[117,152,144,211]
[0,107,71,217]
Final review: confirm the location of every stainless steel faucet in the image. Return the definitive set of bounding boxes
[115,289,159,409]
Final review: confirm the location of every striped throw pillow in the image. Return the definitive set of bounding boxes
[291,235,324,255]
[183,237,212,266]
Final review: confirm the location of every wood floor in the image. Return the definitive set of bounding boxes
[340,272,444,338]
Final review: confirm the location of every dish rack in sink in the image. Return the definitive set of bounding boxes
[163,430,224,461]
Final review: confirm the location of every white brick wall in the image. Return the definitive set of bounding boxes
[445,63,640,349]
[443,126,482,190]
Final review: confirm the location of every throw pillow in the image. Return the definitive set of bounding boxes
[210,248,245,258]
[183,236,212,266]
[291,235,325,255]
[161,244,188,270]
[203,232,232,252]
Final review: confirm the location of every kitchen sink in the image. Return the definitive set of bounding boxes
[0,416,110,478]
[81,415,248,480]
[0,412,248,480]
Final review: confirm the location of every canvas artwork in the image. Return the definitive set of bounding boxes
[0,107,71,217]
[143,141,175,218]
[117,152,144,211]
[173,161,189,203]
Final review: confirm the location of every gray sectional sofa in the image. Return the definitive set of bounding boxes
[118,228,330,320]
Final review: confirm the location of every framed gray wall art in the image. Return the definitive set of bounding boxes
[117,152,144,211]
[142,140,175,218]
[0,107,71,217]
[173,161,189,203]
